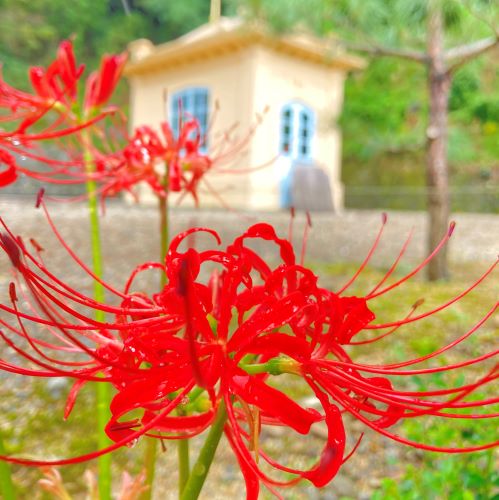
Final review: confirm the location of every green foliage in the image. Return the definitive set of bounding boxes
[0,433,16,500]
[368,349,499,500]
[473,97,499,123]
[235,0,497,46]
[341,55,498,191]
[340,58,427,162]
[0,0,214,88]
[449,69,480,111]
[372,416,498,500]
[136,0,211,39]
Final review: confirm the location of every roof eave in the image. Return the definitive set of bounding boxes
[124,25,366,77]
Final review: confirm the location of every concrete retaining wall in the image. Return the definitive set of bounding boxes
[0,198,497,283]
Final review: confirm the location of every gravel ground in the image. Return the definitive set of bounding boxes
[1,196,498,270]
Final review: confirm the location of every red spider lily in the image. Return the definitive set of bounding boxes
[1,40,124,120]
[95,108,269,207]
[0,40,85,136]
[0,41,125,188]
[97,119,210,203]
[29,40,83,108]
[1,38,262,207]
[0,209,343,495]
[0,207,497,498]
[1,41,83,116]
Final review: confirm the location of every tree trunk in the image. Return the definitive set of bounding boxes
[426,1,451,281]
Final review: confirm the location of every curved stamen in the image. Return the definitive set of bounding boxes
[367,222,455,300]
[367,227,414,296]
[367,265,497,330]
[337,213,387,294]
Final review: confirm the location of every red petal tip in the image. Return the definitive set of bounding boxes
[306,211,312,228]
[9,282,17,302]
[29,238,44,253]
[381,212,388,224]
[0,233,21,268]
[413,298,425,308]
[448,221,456,236]
[36,188,45,208]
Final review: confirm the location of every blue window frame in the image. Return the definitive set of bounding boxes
[281,107,293,155]
[280,102,314,160]
[170,87,209,150]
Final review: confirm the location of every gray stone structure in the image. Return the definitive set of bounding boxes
[291,162,333,212]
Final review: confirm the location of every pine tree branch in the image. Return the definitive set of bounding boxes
[446,36,499,74]
[344,42,428,64]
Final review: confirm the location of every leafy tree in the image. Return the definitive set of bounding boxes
[0,0,216,87]
[233,0,498,280]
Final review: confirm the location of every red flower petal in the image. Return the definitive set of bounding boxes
[0,150,17,187]
[230,372,320,435]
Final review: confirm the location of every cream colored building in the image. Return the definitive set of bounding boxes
[125,18,364,211]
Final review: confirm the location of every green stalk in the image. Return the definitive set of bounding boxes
[159,194,169,281]
[141,438,157,500]
[176,415,190,495]
[83,139,112,500]
[141,191,176,500]
[159,192,191,495]
[0,432,16,500]
[180,402,227,500]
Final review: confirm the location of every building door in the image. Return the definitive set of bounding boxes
[279,102,315,208]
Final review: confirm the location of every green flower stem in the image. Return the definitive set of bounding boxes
[83,139,112,500]
[159,194,169,286]
[180,401,227,500]
[0,433,15,500]
[142,438,157,500]
[141,188,176,500]
[157,179,191,497]
[177,434,190,495]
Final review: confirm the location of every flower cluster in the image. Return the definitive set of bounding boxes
[94,106,268,206]
[94,118,214,205]
[0,40,126,188]
[0,206,497,498]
